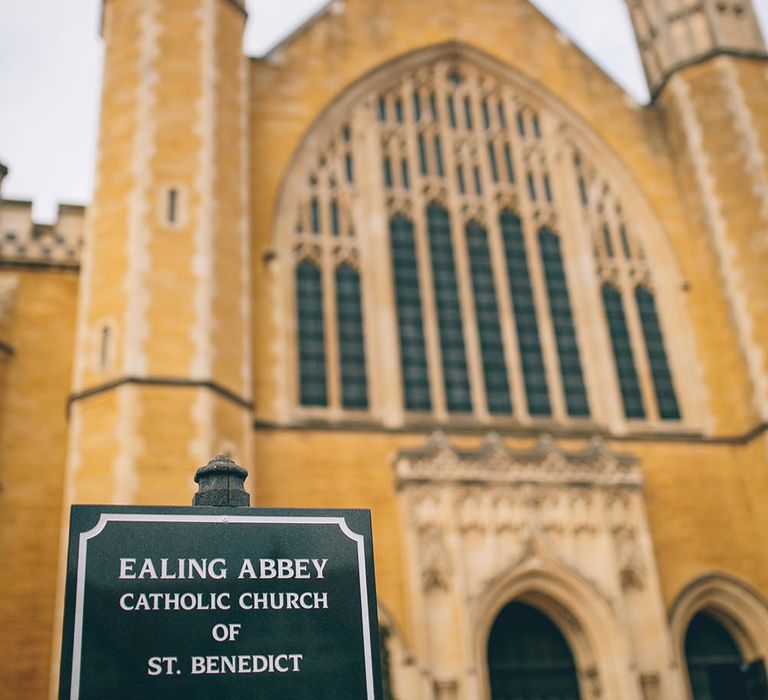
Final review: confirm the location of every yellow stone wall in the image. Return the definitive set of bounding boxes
[0,270,78,697]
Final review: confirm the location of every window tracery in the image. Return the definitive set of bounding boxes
[282,52,686,429]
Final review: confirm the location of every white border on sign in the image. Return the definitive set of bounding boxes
[70,514,375,700]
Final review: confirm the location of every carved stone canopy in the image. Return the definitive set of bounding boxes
[394,432,641,490]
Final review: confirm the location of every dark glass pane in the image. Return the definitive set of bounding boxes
[390,215,431,411]
[418,133,429,176]
[488,143,499,182]
[686,612,748,700]
[635,286,681,420]
[539,227,590,417]
[602,226,614,257]
[331,199,340,236]
[488,602,581,700]
[474,166,483,195]
[497,100,507,128]
[501,211,551,416]
[464,96,474,130]
[427,204,472,413]
[457,165,466,194]
[482,99,491,129]
[527,172,537,201]
[516,111,526,137]
[578,176,589,206]
[434,135,445,177]
[401,160,410,190]
[336,265,368,410]
[619,224,632,258]
[543,174,553,203]
[504,143,515,182]
[395,98,404,123]
[297,261,327,406]
[311,197,320,234]
[532,113,542,139]
[602,284,645,418]
[447,95,457,129]
[413,92,422,121]
[378,96,387,122]
[467,221,512,414]
[345,153,354,183]
[383,157,393,188]
[430,91,439,121]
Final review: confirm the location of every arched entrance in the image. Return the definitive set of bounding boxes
[685,611,768,700]
[487,601,581,699]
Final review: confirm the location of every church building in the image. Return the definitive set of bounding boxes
[1,0,768,697]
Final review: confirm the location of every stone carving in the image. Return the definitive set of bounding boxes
[395,432,641,489]
[420,525,451,592]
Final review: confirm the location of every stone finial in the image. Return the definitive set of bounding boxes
[193,454,250,507]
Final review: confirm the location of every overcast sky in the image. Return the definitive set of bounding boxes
[1,0,767,222]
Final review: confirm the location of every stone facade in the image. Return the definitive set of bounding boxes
[0,0,767,698]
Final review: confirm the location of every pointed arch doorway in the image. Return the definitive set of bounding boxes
[487,601,581,699]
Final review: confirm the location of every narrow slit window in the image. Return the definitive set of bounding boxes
[488,143,499,183]
[543,174,553,203]
[395,98,404,123]
[383,157,394,188]
[482,99,491,129]
[539,227,590,417]
[99,325,111,370]
[473,166,483,195]
[602,284,645,418]
[504,143,515,182]
[331,199,340,236]
[311,197,321,234]
[497,100,507,128]
[345,154,354,183]
[532,113,542,139]
[457,165,466,194]
[427,204,472,413]
[429,92,439,121]
[401,160,410,190]
[167,188,178,224]
[447,95,457,129]
[619,224,632,258]
[434,135,445,177]
[516,111,526,137]
[501,211,550,416]
[602,226,614,257]
[378,96,387,122]
[466,221,512,414]
[636,286,681,420]
[463,96,474,130]
[418,134,429,176]
[413,92,422,121]
[296,261,327,407]
[527,172,537,201]
[336,265,369,410]
[390,215,431,411]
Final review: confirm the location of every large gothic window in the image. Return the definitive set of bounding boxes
[284,51,686,429]
[488,602,581,699]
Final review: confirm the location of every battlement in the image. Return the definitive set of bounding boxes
[0,196,84,268]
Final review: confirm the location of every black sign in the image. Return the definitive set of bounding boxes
[59,506,383,699]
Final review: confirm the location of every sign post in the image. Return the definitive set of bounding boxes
[58,456,383,699]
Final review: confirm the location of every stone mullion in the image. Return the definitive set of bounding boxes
[321,218,341,412]
[509,93,566,421]
[355,103,400,424]
[405,90,446,419]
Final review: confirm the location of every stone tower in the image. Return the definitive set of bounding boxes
[65,0,252,507]
[627,0,768,430]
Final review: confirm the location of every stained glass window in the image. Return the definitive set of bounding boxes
[636,286,680,420]
[390,214,431,411]
[296,261,327,407]
[602,284,645,418]
[467,221,511,414]
[539,228,590,417]
[336,265,368,410]
[501,211,550,416]
[427,204,472,413]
